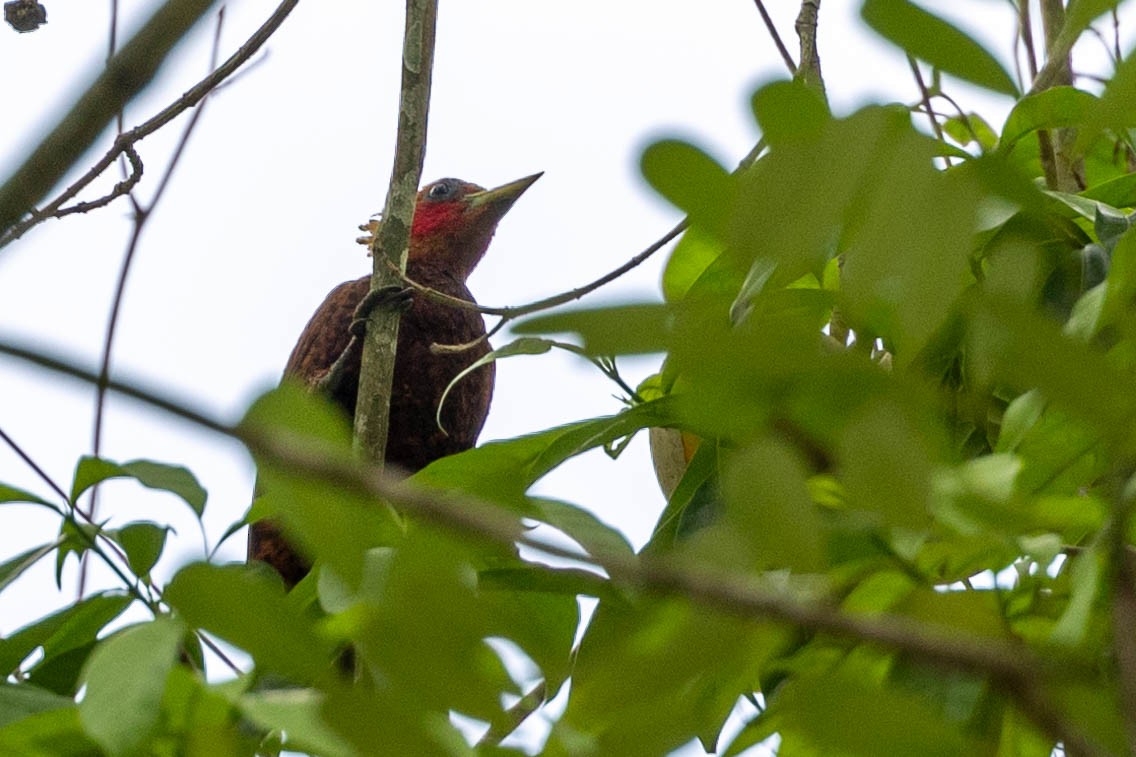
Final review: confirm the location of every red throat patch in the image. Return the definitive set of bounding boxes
[411,200,465,240]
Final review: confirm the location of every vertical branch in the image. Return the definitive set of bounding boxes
[1038,0,1083,192]
[794,0,825,98]
[354,0,438,464]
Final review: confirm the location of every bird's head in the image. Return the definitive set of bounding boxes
[408,173,542,278]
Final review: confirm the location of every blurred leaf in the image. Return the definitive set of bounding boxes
[115,521,169,578]
[641,140,735,235]
[1000,87,1098,148]
[1049,547,1102,647]
[839,399,937,530]
[242,385,404,590]
[239,689,353,757]
[942,112,997,151]
[70,456,207,517]
[1102,226,1136,327]
[720,438,826,572]
[514,303,671,356]
[558,596,784,755]
[165,563,334,683]
[78,617,183,757]
[0,539,61,594]
[0,592,133,685]
[861,0,1017,96]
[768,663,979,754]
[532,498,634,559]
[644,439,720,554]
[662,225,724,303]
[1076,39,1136,151]
[0,683,74,729]
[1064,0,1125,45]
[750,80,830,145]
[414,399,673,508]
[0,704,97,756]
[0,483,53,508]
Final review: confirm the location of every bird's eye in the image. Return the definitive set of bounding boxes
[427,181,455,200]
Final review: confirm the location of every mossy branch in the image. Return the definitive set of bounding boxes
[353,0,438,465]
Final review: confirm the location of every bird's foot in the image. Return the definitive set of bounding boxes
[356,217,381,254]
[349,285,414,337]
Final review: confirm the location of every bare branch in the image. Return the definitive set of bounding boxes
[80,8,226,599]
[54,145,143,219]
[0,0,218,238]
[794,0,825,97]
[353,0,438,465]
[0,0,300,248]
[752,0,796,75]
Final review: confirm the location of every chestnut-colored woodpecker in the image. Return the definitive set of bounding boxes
[248,173,541,587]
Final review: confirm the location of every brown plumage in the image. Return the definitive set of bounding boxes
[248,174,541,587]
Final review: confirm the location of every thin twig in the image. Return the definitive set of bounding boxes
[0,425,69,503]
[81,9,226,599]
[907,55,952,166]
[55,146,143,219]
[1019,0,1039,82]
[0,337,1108,754]
[0,0,218,238]
[477,680,546,747]
[752,0,796,74]
[0,0,299,249]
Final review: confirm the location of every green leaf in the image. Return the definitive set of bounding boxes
[514,303,671,356]
[437,336,566,431]
[0,483,53,508]
[0,539,61,595]
[769,663,979,755]
[1076,39,1136,151]
[1064,0,1124,42]
[532,497,634,560]
[839,399,937,531]
[0,683,75,729]
[115,521,170,578]
[241,385,404,590]
[662,225,725,303]
[414,400,674,509]
[861,0,1018,96]
[720,437,826,572]
[1000,87,1098,148]
[165,562,334,683]
[942,112,997,151]
[78,617,183,757]
[0,704,97,756]
[641,140,735,235]
[70,456,207,517]
[238,689,353,757]
[558,596,785,755]
[0,593,133,686]
[750,80,830,146]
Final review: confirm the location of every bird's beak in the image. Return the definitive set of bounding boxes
[465,172,543,218]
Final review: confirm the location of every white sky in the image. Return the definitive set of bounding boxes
[1,1,1133,753]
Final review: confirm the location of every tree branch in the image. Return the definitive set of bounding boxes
[752,0,796,75]
[353,0,438,464]
[0,0,218,238]
[794,0,824,97]
[0,0,300,249]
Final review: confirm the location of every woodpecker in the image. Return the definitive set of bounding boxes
[248,173,541,586]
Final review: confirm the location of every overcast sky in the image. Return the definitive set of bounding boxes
[2,1,1134,752]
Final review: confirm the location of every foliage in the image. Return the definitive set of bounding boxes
[5,1,1136,755]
